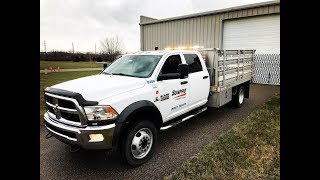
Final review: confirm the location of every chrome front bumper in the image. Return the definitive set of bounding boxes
[44,112,115,150]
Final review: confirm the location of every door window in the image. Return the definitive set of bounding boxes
[161,55,182,74]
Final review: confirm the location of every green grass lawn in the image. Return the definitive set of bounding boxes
[165,94,280,180]
[40,61,108,70]
[40,70,101,124]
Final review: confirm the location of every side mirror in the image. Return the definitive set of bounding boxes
[157,64,189,81]
[103,63,108,69]
[157,73,181,81]
[178,64,189,79]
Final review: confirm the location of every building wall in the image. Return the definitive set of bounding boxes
[140,3,280,51]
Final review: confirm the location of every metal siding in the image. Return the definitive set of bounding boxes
[258,7,264,15]
[211,15,216,48]
[189,18,193,45]
[159,23,162,49]
[177,20,180,46]
[166,22,169,48]
[140,26,143,50]
[263,6,269,14]
[181,20,184,45]
[247,8,253,16]
[174,21,178,46]
[218,14,223,48]
[187,18,191,45]
[144,26,147,50]
[175,21,178,45]
[148,25,151,50]
[156,24,159,49]
[204,16,209,48]
[162,23,165,49]
[196,17,200,45]
[223,12,228,20]
[169,22,172,47]
[232,11,238,18]
[185,19,189,46]
[200,16,204,46]
[176,21,179,46]
[238,10,243,18]
[275,5,280,13]
[253,8,258,15]
[185,19,189,45]
[192,18,197,45]
[169,21,171,47]
[269,5,275,13]
[207,16,212,47]
[141,4,279,51]
[192,18,196,45]
[158,23,161,49]
[150,25,153,50]
[214,15,220,48]
[154,24,157,49]
[145,26,148,50]
[173,21,177,46]
[242,9,248,17]
[154,24,156,49]
[151,25,154,49]
[180,20,183,45]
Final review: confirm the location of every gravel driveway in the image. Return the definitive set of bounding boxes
[40,84,279,180]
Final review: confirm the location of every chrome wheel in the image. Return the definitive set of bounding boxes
[131,128,153,159]
[239,87,244,104]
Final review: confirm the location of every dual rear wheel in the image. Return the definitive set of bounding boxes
[232,85,245,107]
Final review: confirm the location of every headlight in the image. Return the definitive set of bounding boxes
[84,106,118,121]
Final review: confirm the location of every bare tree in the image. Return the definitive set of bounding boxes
[100,36,123,55]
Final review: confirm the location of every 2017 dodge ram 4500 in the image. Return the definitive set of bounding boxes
[44,48,255,166]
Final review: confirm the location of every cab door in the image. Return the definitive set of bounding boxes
[182,53,210,109]
[156,53,189,122]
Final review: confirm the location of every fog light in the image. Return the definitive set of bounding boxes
[212,87,220,92]
[89,134,104,142]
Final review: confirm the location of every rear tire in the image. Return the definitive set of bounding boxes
[232,86,245,108]
[121,120,157,167]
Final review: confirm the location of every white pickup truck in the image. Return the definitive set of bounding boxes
[44,48,255,166]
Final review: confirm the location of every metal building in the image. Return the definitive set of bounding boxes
[139,0,280,85]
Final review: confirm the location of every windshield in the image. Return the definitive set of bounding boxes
[102,55,162,78]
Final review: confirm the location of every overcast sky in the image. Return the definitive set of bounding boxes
[40,0,270,53]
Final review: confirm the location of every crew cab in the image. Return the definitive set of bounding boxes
[43,48,255,166]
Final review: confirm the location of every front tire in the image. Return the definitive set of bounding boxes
[232,86,245,108]
[121,120,157,167]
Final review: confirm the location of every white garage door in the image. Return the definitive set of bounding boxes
[223,14,280,54]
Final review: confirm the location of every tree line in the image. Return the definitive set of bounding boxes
[41,36,123,62]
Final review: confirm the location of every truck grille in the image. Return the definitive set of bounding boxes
[45,93,83,126]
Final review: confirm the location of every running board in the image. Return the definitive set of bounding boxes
[160,106,207,130]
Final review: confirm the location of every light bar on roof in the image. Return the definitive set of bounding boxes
[164,45,204,50]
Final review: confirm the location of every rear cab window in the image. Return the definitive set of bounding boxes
[183,54,203,73]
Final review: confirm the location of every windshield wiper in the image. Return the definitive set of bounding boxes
[111,73,136,77]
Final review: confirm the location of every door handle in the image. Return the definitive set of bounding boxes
[203,76,208,79]
[181,81,188,85]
